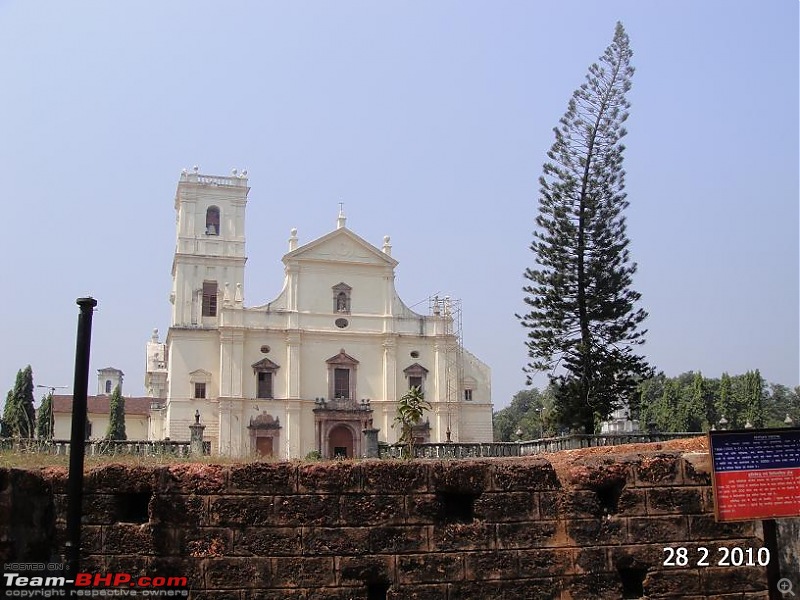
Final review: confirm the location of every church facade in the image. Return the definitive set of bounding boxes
[146,169,492,458]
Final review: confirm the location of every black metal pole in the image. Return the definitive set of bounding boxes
[762,519,782,600]
[65,297,97,581]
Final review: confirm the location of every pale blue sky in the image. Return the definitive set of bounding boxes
[1,1,797,412]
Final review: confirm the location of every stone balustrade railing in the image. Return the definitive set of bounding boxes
[180,171,248,187]
[380,432,700,459]
[0,438,210,456]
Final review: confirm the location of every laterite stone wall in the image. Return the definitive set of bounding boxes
[0,449,792,599]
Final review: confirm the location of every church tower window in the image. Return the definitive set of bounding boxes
[205,206,220,235]
[202,281,218,317]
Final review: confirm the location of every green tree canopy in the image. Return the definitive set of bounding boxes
[519,23,651,433]
[36,391,54,439]
[393,386,430,455]
[3,366,36,438]
[105,385,127,440]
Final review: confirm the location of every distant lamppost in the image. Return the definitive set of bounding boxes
[36,384,67,439]
[718,416,728,431]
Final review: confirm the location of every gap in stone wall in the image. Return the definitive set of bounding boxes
[115,490,151,523]
[595,480,625,515]
[436,491,479,524]
[618,566,647,599]
[366,581,390,600]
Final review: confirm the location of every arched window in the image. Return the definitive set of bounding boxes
[205,206,220,235]
[105,380,112,394]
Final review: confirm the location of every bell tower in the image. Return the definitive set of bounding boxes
[170,167,250,327]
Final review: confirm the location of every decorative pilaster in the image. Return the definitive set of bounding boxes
[219,330,245,398]
[382,336,396,404]
[286,332,301,400]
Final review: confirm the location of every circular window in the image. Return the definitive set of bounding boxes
[335,318,349,329]
[410,350,420,358]
[260,345,270,354]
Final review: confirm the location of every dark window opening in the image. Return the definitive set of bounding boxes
[115,491,151,523]
[257,372,273,399]
[596,480,626,515]
[205,206,220,235]
[464,389,473,401]
[105,380,112,394]
[436,492,478,524]
[202,281,218,317]
[194,383,206,399]
[334,368,350,399]
[618,566,647,599]
[366,582,390,600]
[408,376,423,392]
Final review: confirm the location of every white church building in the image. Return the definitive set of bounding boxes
[145,169,492,458]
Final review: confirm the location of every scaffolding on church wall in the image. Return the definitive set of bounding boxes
[429,296,463,442]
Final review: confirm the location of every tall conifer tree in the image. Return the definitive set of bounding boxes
[36,392,54,439]
[520,23,651,433]
[106,385,127,440]
[3,366,36,438]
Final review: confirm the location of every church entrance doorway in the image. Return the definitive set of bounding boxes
[328,425,354,459]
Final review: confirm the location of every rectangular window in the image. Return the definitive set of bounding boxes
[194,382,206,399]
[334,368,350,399]
[202,281,218,317]
[409,376,423,391]
[257,372,273,399]
[464,389,473,401]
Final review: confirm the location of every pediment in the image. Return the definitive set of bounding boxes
[285,228,398,267]
[189,369,212,382]
[326,348,360,366]
[251,358,280,372]
[403,363,429,376]
[249,412,281,429]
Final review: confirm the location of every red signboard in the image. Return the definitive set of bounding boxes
[709,427,800,522]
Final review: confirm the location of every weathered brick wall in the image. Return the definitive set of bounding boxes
[0,450,790,599]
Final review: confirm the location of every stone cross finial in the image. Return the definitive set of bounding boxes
[337,203,346,229]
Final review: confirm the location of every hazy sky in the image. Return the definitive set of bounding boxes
[1,1,797,413]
